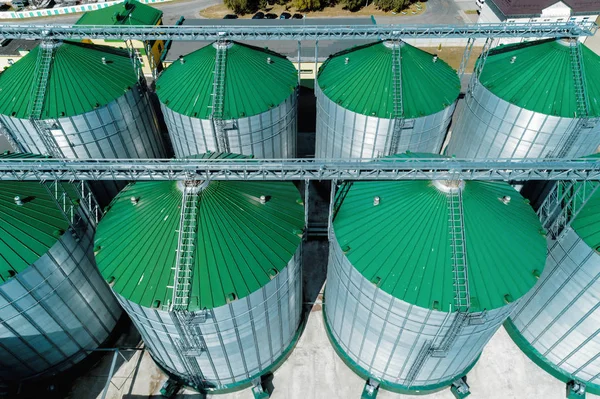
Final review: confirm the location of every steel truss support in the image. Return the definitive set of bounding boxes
[537,179,600,239]
[467,37,493,94]
[458,37,475,78]
[0,158,600,182]
[0,22,596,41]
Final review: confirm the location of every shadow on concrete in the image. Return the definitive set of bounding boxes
[9,314,142,399]
[297,84,317,159]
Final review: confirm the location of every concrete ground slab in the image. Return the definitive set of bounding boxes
[68,302,600,399]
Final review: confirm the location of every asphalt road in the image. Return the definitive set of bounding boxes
[4,0,470,25]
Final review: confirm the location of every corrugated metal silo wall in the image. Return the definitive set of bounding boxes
[116,247,302,389]
[315,84,456,158]
[0,212,123,381]
[0,84,166,159]
[161,93,297,159]
[325,234,516,388]
[447,82,600,158]
[509,231,600,386]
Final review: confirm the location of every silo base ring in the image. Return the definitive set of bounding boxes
[504,319,600,395]
[322,304,480,395]
[150,307,309,395]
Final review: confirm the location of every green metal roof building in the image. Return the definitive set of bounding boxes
[324,153,547,394]
[316,41,461,158]
[76,0,163,26]
[0,152,122,382]
[447,38,600,159]
[156,42,298,159]
[94,152,305,392]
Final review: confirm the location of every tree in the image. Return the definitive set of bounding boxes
[293,0,320,11]
[343,0,363,11]
[374,0,408,12]
[224,0,259,14]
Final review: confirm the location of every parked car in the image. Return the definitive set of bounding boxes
[265,13,278,19]
[223,14,238,19]
[292,13,304,19]
[279,12,291,19]
[252,11,265,19]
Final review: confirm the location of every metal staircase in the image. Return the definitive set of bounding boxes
[171,184,200,311]
[332,181,353,222]
[41,179,102,238]
[173,311,206,388]
[125,39,144,82]
[28,41,63,158]
[43,180,85,238]
[552,39,596,158]
[405,340,433,387]
[388,42,404,155]
[211,41,229,152]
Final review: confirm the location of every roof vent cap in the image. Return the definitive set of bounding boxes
[130,196,139,205]
[373,196,380,206]
[510,56,517,64]
[260,195,268,204]
[267,57,273,64]
[179,55,185,64]
[499,195,511,205]
[344,57,350,64]
[101,57,107,65]
[432,54,438,63]
[14,196,23,206]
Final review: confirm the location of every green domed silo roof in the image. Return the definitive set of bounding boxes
[333,153,547,313]
[0,41,138,119]
[94,153,304,311]
[478,39,600,118]
[0,153,79,283]
[317,41,460,119]
[156,42,298,120]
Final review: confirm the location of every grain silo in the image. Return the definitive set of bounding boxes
[447,38,600,159]
[94,153,305,392]
[0,153,123,382]
[316,41,460,159]
[505,179,600,395]
[0,41,166,160]
[324,153,547,394]
[156,42,298,159]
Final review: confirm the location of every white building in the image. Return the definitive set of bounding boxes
[478,0,599,43]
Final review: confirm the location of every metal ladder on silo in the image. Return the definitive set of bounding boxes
[171,185,200,311]
[210,41,229,152]
[28,41,63,158]
[448,190,470,313]
[403,188,473,385]
[388,42,404,155]
[552,39,596,158]
[431,189,471,356]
